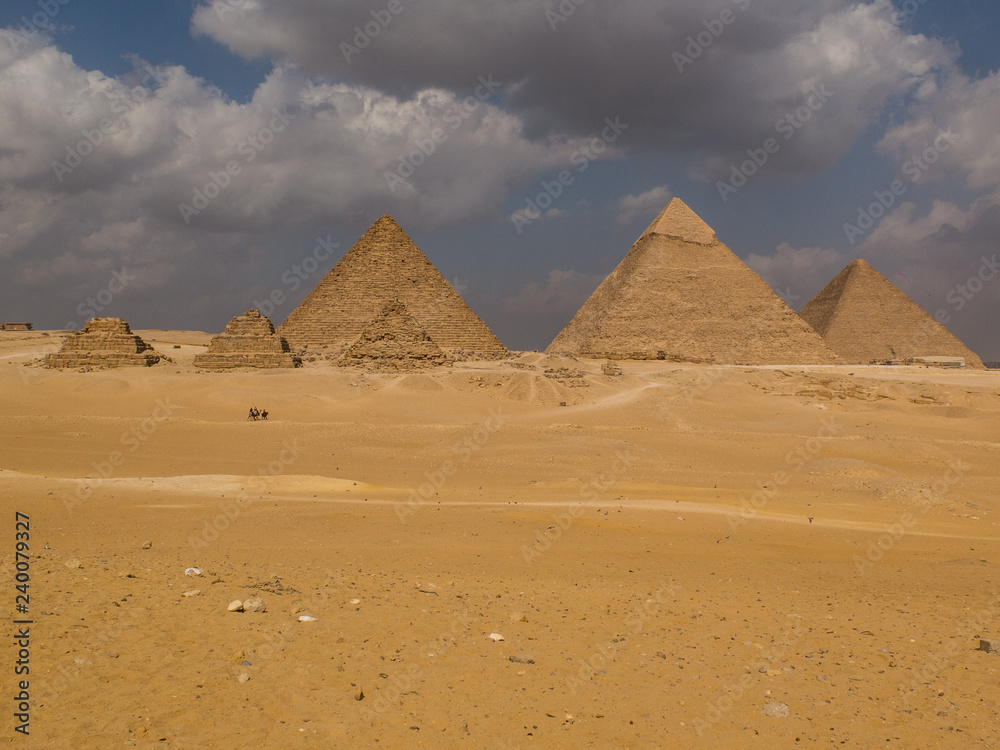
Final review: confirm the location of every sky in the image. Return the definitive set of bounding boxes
[1,0,998,360]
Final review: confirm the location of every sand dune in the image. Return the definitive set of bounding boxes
[2,331,999,748]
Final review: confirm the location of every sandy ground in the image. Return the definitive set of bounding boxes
[2,330,1000,748]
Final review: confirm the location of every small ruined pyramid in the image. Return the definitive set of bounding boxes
[338,299,451,370]
[799,259,985,367]
[279,216,508,359]
[547,198,839,364]
[45,317,161,368]
[194,309,299,369]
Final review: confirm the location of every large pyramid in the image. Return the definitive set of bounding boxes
[546,198,840,364]
[799,259,985,367]
[279,216,508,359]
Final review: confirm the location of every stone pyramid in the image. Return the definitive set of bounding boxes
[799,259,985,367]
[45,317,161,368]
[338,299,451,370]
[279,216,508,359]
[546,198,840,364]
[194,309,299,369]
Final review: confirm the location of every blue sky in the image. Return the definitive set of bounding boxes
[1,0,998,359]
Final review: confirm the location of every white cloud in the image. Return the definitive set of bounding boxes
[615,185,671,228]
[745,243,849,309]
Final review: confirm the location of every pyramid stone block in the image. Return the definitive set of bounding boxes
[799,259,984,367]
[45,317,161,368]
[194,309,299,369]
[547,198,840,364]
[279,216,507,360]
[338,299,451,371]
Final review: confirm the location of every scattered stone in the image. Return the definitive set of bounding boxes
[299,615,317,622]
[74,657,93,666]
[349,598,361,605]
[243,597,266,613]
[979,639,1000,654]
[184,568,202,576]
[228,600,244,613]
[355,688,365,701]
[762,701,790,718]
[106,651,119,659]
[240,660,252,667]
[508,654,535,664]
[65,558,81,569]
[510,611,527,622]
[141,541,152,550]
[182,590,201,597]
[238,673,250,683]
[489,633,504,642]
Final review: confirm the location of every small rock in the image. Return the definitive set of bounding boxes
[243,597,266,613]
[979,639,1000,654]
[240,660,252,666]
[349,598,361,605]
[509,654,535,664]
[106,651,119,659]
[66,558,81,569]
[74,657,93,666]
[184,567,201,576]
[656,651,667,659]
[489,633,504,642]
[762,701,790,719]
[238,673,250,683]
[355,689,365,701]
[141,541,152,550]
[182,590,201,597]
[510,612,526,622]
[298,615,317,622]
[228,600,244,613]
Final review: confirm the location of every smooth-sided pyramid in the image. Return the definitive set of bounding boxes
[338,299,451,370]
[799,259,985,367]
[45,317,161,368]
[194,309,299,369]
[546,198,840,364]
[279,216,508,359]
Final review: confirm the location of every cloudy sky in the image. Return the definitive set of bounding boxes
[1,0,998,359]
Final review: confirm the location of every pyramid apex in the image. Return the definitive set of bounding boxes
[641,197,716,245]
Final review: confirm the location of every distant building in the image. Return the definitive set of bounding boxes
[1,322,33,331]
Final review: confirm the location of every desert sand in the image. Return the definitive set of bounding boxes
[2,329,1000,748]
